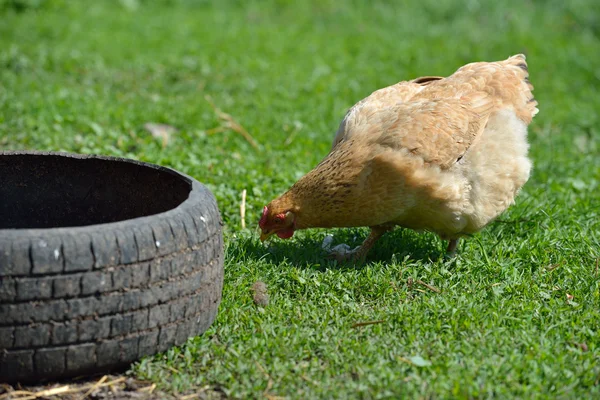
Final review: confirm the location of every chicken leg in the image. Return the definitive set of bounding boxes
[328,226,392,264]
[445,238,459,257]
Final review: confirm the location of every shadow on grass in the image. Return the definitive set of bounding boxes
[228,227,445,270]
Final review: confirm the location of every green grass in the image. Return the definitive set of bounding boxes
[2,0,600,398]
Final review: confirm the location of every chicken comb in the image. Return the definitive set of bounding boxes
[259,206,268,229]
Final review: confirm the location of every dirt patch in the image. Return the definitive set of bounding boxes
[0,374,226,400]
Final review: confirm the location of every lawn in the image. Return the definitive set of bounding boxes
[1,0,599,398]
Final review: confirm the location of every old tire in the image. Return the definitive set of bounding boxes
[0,151,224,384]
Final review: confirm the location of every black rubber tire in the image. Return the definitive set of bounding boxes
[0,151,224,384]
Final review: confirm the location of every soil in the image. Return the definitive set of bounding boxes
[0,374,226,400]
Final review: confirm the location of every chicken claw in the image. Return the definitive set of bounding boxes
[327,244,363,263]
[327,226,392,264]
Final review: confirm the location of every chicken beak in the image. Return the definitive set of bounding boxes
[260,230,274,242]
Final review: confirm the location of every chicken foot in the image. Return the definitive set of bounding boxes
[328,226,392,264]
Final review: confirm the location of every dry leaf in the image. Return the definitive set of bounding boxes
[144,122,177,147]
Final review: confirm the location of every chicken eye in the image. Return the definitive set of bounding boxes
[274,217,283,223]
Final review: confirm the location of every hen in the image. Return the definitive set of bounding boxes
[259,54,538,262]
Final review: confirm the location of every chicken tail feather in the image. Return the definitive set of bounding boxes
[504,54,539,122]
